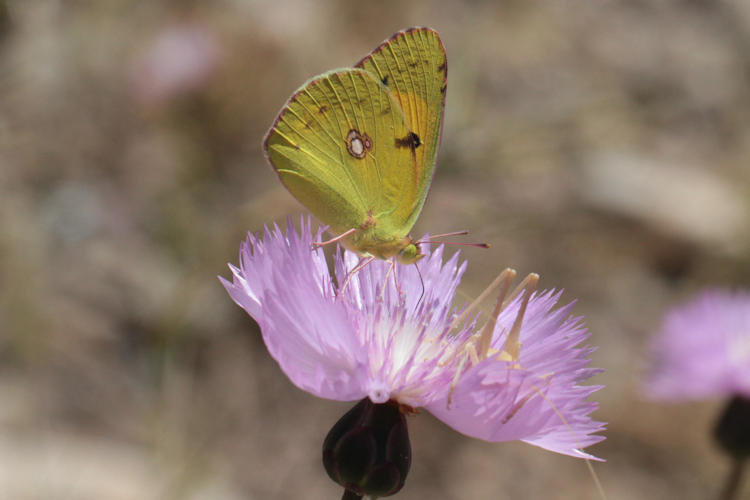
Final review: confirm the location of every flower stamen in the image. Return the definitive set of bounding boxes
[500,273,539,362]
[446,270,540,407]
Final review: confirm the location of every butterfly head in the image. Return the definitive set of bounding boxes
[396,239,424,265]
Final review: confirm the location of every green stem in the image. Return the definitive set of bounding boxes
[718,458,746,500]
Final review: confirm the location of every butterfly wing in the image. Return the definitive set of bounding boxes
[355,27,447,234]
[264,68,420,242]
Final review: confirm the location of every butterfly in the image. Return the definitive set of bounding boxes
[263,27,451,266]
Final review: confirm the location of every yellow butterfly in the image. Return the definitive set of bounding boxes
[264,28,450,265]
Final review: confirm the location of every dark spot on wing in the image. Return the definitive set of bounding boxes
[318,105,328,114]
[440,84,447,95]
[304,121,312,129]
[408,61,418,68]
[381,75,389,86]
[438,61,446,73]
[395,132,421,150]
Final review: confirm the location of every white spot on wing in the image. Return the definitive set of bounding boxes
[346,129,371,159]
[351,138,364,156]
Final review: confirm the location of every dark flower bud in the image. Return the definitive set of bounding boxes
[714,395,750,460]
[323,398,411,499]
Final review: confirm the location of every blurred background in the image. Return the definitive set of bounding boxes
[1,1,750,498]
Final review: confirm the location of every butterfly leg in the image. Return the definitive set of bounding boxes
[338,256,376,299]
[380,259,397,298]
[312,227,357,249]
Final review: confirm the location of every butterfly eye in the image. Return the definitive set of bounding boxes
[397,243,423,265]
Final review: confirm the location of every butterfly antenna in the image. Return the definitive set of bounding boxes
[417,230,490,249]
[428,241,490,248]
[420,230,470,240]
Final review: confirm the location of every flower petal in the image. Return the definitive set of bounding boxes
[426,294,605,459]
[646,290,750,400]
[222,217,605,458]
[221,219,370,400]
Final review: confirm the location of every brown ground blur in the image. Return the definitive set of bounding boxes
[2,1,750,499]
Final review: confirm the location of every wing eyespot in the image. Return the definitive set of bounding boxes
[346,129,373,159]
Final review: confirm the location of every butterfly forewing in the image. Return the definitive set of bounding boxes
[264,68,418,238]
[355,27,447,233]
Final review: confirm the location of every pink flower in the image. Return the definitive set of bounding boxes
[646,290,750,400]
[131,25,221,104]
[221,218,605,459]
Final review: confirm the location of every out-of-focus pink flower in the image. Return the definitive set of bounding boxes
[221,218,605,459]
[131,25,221,103]
[646,290,750,401]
